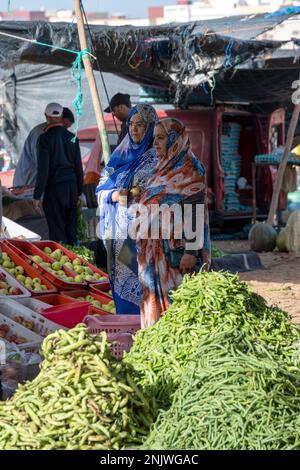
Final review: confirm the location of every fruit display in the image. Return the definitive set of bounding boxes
[31,248,107,284]
[11,316,35,332]
[39,246,107,283]
[0,253,48,292]
[0,323,27,344]
[76,295,115,314]
[0,272,23,296]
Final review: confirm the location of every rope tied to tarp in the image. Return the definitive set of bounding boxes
[225,38,234,68]
[71,48,90,142]
[0,29,96,142]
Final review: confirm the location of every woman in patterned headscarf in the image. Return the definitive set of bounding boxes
[96,104,158,315]
[136,118,211,328]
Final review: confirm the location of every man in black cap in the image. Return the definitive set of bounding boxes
[104,93,132,145]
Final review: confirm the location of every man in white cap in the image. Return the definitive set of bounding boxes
[13,104,75,188]
[33,102,83,244]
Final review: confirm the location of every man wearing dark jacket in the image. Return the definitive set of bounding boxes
[33,103,83,245]
[104,93,132,145]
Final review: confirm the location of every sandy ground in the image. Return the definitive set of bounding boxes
[214,240,300,324]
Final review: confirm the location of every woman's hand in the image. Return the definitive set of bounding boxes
[112,190,128,206]
[180,254,197,275]
[111,191,120,203]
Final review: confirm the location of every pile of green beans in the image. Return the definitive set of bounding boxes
[143,329,300,450]
[0,324,155,450]
[125,271,300,409]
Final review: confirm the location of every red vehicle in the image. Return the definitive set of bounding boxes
[1,106,286,228]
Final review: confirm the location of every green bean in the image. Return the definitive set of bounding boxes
[0,324,156,450]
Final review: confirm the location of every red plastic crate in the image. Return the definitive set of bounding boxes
[89,282,113,297]
[34,241,109,284]
[0,241,57,295]
[85,314,140,357]
[62,289,114,315]
[4,240,87,290]
[40,302,90,329]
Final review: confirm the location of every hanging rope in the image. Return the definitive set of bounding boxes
[71,48,90,142]
[225,38,234,68]
[210,74,216,106]
[0,30,96,141]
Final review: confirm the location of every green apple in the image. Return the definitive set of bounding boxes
[84,267,93,275]
[16,274,26,283]
[43,247,52,255]
[2,260,12,269]
[32,255,43,264]
[52,262,62,271]
[73,265,84,274]
[60,256,70,264]
[52,249,62,261]
[74,275,83,283]
[85,275,95,282]
[0,288,9,295]
[72,258,82,266]
[65,262,73,270]
[15,266,24,275]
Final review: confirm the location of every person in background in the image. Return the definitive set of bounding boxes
[136,118,211,329]
[33,103,83,245]
[104,93,132,145]
[13,106,75,188]
[97,104,158,315]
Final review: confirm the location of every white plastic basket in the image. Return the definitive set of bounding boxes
[0,313,43,351]
[0,298,66,337]
[15,297,52,314]
[0,267,31,299]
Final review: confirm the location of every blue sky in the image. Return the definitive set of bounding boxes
[5,1,176,17]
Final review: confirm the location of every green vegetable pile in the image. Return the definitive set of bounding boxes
[211,244,226,258]
[125,272,300,409]
[0,325,155,450]
[61,243,96,265]
[77,202,88,242]
[143,329,300,450]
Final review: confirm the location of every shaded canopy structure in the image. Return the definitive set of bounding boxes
[0,9,299,98]
[1,8,300,160]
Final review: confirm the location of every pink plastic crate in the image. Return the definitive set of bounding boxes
[41,301,90,329]
[85,314,140,357]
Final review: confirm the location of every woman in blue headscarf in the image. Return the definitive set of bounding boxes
[96,104,158,314]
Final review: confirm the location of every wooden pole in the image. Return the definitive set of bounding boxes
[267,102,300,226]
[74,0,111,164]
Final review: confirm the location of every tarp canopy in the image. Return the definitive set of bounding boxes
[0,64,139,163]
[1,9,300,161]
[0,9,299,95]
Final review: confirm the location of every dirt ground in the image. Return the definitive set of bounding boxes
[214,240,300,324]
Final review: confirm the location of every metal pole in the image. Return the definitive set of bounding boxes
[74,0,111,164]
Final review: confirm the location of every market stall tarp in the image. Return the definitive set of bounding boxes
[0,10,298,94]
[0,63,139,163]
